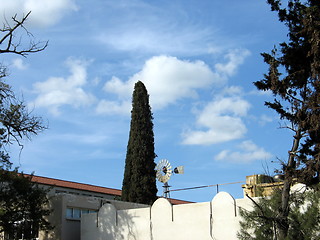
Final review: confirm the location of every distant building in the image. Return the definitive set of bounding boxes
[242,174,284,197]
[27,175,191,240]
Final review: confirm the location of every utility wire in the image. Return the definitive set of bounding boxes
[169,181,245,192]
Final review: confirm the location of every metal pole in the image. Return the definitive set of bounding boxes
[163,182,171,198]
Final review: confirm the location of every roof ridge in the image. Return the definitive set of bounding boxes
[29,174,119,191]
[24,173,192,204]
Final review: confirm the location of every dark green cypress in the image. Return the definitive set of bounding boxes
[121,81,157,205]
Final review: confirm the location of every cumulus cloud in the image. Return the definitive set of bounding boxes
[31,58,95,115]
[103,76,133,99]
[98,55,219,114]
[182,94,251,145]
[214,140,273,163]
[98,49,250,116]
[0,0,77,27]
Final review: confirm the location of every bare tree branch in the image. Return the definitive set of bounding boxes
[0,11,48,57]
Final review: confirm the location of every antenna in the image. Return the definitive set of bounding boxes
[155,159,184,198]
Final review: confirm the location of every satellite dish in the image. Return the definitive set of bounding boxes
[156,159,184,198]
[156,159,172,183]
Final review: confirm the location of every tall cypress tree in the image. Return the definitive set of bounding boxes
[121,81,157,205]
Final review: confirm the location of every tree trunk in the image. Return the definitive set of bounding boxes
[278,178,291,239]
[277,128,302,239]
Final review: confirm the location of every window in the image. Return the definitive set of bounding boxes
[55,190,67,194]
[66,208,73,218]
[66,207,97,220]
[73,208,81,219]
[68,191,79,195]
[82,193,92,197]
[81,209,89,215]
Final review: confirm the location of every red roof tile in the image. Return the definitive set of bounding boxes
[28,174,192,205]
[168,198,192,205]
[30,175,121,196]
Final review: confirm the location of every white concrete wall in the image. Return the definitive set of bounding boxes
[81,192,255,240]
[152,199,213,240]
[39,193,148,240]
[81,203,152,240]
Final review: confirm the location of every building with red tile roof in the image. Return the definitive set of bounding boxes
[30,174,191,205]
[24,174,192,240]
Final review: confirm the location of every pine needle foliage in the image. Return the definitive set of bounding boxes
[238,189,320,240]
[251,0,320,238]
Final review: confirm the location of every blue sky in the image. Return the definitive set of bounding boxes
[0,0,292,202]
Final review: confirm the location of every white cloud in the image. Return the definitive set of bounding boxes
[31,57,95,115]
[95,2,216,56]
[12,58,27,70]
[103,76,133,99]
[249,89,272,96]
[98,26,214,55]
[100,55,219,114]
[96,100,131,116]
[182,95,251,145]
[222,85,244,96]
[214,140,273,163]
[215,49,251,80]
[0,0,77,27]
[98,49,250,116]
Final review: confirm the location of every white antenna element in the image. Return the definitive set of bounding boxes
[155,159,184,198]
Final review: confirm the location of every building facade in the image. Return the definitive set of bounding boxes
[242,174,284,197]
[28,175,189,240]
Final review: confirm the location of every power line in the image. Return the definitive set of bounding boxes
[168,181,245,193]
